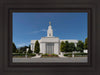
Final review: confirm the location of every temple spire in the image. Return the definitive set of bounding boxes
[49,21,51,26]
[47,21,53,37]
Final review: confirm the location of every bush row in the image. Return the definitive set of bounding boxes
[42,53,58,56]
[64,53,88,56]
[12,53,36,56]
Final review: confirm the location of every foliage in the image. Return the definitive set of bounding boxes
[65,41,69,52]
[74,53,88,56]
[42,53,58,57]
[60,41,66,52]
[12,42,18,53]
[51,54,58,56]
[28,45,33,53]
[64,52,88,57]
[12,53,36,56]
[42,53,48,56]
[76,40,84,52]
[19,46,28,53]
[28,49,33,53]
[34,40,40,53]
[64,53,72,56]
[12,53,25,56]
[68,42,76,52]
[27,53,36,56]
[84,38,88,49]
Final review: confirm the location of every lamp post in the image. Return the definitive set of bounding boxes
[25,48,29,58]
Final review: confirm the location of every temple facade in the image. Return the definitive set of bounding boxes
[31,22,78,55]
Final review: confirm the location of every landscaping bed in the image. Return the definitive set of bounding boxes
[41,54,58,58]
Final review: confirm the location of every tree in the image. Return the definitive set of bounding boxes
[84,38,88,49]
[65,41,69,52]
[34,40,40,53]
[12,42,17,53]
[68,43,76,52]
[28,45,33,53]
[19,46,28,53]
[76,40,84,52]
[60,41,66,52]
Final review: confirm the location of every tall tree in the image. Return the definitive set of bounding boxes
[12,42,17,53]
[84,38,88,49]
[65,41,69,52]
[60,41,66,52]
[76,40,84,52]
[68,43,76,52]
[28,45,33,53]
[19,46,28,53]
[34,40,40,53]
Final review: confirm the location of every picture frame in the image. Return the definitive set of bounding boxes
[0,0,99,75]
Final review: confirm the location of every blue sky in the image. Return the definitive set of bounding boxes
[13,12,88,48]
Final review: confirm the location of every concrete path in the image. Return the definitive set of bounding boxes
[13,57,88,63]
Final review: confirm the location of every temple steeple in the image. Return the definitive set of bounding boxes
[47,21,53,37]
[49,21,51,26]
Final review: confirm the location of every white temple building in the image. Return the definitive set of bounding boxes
[31,22,78,55]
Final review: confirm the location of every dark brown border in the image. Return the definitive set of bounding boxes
[0,0,99,75]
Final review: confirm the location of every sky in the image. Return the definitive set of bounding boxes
[13,12,88,48]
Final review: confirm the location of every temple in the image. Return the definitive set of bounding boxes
[30,22,78,55]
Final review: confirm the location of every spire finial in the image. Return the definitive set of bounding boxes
[49,21,51,26]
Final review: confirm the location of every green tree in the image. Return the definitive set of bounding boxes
[19,46,28,53]
[28,45,33,53]
[84,38,88,49]
[65,41,69,52]
[12,42,17,53]
[34,40,40,53]
[76,40,84,52]
[68,43,76,52]
[60,41,66,52]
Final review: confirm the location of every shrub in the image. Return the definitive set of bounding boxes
[19,53,25,56]
[28,53,36,56]
[12,53,20,56]
[42,53,48,56]
[12,53,36,57]
[51,54,58,56]
[74,53,87,56]
[42,53,58,57]
[64,53,72,56]
[64,53,88,57]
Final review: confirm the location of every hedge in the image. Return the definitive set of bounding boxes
[42,53,58,56]
[12,53,36,56]
[64,53,88,56]
[64,53,72,56]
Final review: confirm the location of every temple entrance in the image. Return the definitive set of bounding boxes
[46,43,54,54]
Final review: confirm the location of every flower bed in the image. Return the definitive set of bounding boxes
[41,53,58,57]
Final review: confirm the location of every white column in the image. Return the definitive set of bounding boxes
[40,43,46,54]
[31,43,34,53]
[54,43,59,55]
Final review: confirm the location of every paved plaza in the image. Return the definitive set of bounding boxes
[13,57,88,63]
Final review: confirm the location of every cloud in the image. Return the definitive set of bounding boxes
[16,42,30,47]
[41,29,47,32]
[31,29,47,34]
